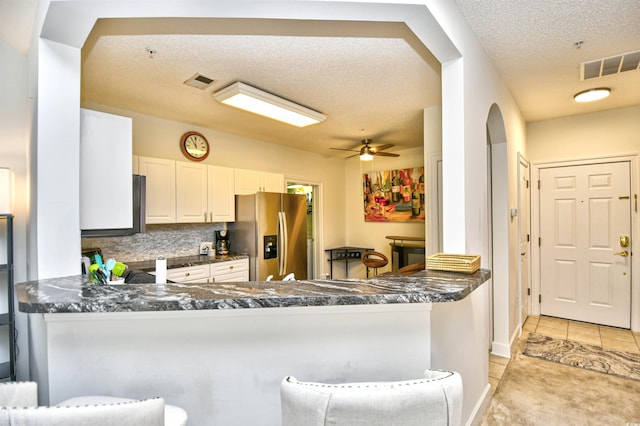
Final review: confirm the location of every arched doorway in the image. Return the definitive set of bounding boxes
[486,104,511,358]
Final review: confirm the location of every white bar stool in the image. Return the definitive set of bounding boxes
[281,369,463,426]
[60,395,187,426]
[0,381,187,426]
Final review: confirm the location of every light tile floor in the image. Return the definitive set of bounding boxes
[488,315,640,395]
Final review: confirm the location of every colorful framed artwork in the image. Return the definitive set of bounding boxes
[363,167,425,222]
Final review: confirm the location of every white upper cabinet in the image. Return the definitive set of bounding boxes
[142,158,235,224]
[208,165,235,222]
[176,161,208,223]
[138,156,176,224]
[262,172,285,193]
[235,169,284,194]
[234,169,260,195]
[80,109,133,230]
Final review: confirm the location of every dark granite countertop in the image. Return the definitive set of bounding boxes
[125,253,249,272]
[15,269,490,314]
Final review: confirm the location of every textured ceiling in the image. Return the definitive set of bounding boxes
[81,18,441,157]
[455,0,640,122]
[1,2,639,154]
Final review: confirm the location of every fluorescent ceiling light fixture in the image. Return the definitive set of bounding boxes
[212,82,327,127]
[360,145,374,161]
[574,87,610,103]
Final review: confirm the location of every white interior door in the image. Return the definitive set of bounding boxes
[539,162,631,328]
[518,156,531,327]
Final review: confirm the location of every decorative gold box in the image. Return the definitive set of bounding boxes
[426,253,480,274]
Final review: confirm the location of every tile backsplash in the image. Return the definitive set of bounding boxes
[82,223,229,262]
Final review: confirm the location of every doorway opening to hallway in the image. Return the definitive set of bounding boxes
[287,181,322,279]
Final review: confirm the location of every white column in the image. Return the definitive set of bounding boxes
[36,39,81,279]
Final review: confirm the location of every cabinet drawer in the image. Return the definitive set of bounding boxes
[213,270,249,283]
[166,264,209,283]
[211,259,248,275]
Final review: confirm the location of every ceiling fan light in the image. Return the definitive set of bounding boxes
[360,152,374,161]
[213,82,327,127]
[360,145,374,161]
[573,87,610,103]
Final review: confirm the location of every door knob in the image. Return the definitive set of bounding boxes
[619,235,630,248]
[614,250,629,257]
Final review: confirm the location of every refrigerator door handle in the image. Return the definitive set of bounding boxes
[277,212,285,276]
[282,211,289,277]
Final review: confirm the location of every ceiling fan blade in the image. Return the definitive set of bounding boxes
[345,153,359,159]
[330,147,359,153]
[372,143,394,152]
[375,151,400,157]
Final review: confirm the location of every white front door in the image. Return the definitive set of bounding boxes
[518,156,531,327]
[539,162,632,328]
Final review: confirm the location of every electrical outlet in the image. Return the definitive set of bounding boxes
[199,242,213,255]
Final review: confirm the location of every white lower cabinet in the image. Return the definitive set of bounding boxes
[160,258,249,283]
[211,259,249,282]
[166,264,209,283]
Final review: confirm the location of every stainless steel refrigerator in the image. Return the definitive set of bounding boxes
[235,192,307,281]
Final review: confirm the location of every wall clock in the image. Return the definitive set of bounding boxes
[180,131,210,162]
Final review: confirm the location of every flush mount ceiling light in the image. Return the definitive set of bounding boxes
[573,88,611,103]
[212,82,327,127]
[360,145,374,161]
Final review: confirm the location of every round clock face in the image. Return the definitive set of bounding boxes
[180,131,210,161]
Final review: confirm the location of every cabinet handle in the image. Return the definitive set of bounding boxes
[209,212,213,222]
[229,266,234,270]
[185,272,190,277]
[204,212,207,222]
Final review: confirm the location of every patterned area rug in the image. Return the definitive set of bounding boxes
[524,333,640,382]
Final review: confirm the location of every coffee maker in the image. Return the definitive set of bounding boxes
[215,230,230,256]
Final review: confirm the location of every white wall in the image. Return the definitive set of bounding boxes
[35,39,82,279]
[344,146,426,277]
[0,41,29,281]
[428,1,527,361]
[342,103,440,279]
[0,39,30,381]
[527,105,640,163]
[527,105,640,331]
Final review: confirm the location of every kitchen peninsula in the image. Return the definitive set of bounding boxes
[18,269,491,425]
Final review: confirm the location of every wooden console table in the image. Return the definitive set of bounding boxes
[385,236,426,272]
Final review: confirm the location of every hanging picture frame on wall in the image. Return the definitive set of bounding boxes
[363,167,425,223]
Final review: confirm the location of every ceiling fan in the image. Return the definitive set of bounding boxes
[331,139,400,160]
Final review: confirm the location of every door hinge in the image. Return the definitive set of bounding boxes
[539,294,541,303]
[538,237,541,246]
[538,180,541,190]
[527,288,531,296]
[527,233,530,242]
[526,180,529,189]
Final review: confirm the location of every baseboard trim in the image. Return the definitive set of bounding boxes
[491,341,511,358]
[466,382,492,426]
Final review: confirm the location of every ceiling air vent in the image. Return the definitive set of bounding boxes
[580,49,640,81]
[184,73,215,90]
